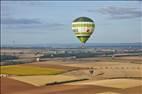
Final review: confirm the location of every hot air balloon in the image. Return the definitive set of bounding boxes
[72,17,95,46]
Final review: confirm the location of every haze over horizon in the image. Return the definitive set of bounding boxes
[1,1,142,45]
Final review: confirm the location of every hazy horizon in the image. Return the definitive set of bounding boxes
[1,42,141,48]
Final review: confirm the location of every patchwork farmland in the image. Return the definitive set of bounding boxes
[1,48,142,94]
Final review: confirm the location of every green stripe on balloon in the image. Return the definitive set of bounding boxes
[73,17,94,22]
[72,24,95,27]
[77,36,90,43]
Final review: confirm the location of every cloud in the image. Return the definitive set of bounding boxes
[1,18,65,31]
[88,6,142,19]
[1,18,41,24]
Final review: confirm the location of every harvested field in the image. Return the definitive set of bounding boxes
[0,77,37,94]
[61,61,141,68]
[68,79,142,89]
[59,61,142,78]
[116,56,142,60]
[10,75,86,86]
[1,57,142,94]
[96,92,121,94]
[9,85,142,94]
[24,62,79,71]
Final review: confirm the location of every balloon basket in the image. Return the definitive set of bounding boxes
[80,43,86,48]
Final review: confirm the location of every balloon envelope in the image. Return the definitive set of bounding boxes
[72,17,95,43]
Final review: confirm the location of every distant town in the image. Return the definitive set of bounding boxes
[1,43,142,65]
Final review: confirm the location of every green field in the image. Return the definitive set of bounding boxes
[1,65,64,76]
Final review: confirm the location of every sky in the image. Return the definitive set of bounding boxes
[1,1,142,45]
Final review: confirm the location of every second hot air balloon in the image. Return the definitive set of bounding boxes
[72,17,95,44]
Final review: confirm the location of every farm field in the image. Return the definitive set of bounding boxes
[1,65,64,76]
[1,56,142,94]
[0,77,37,94]
[68,79,142,89]
[10,75,86,86]
[1,77,142,94]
